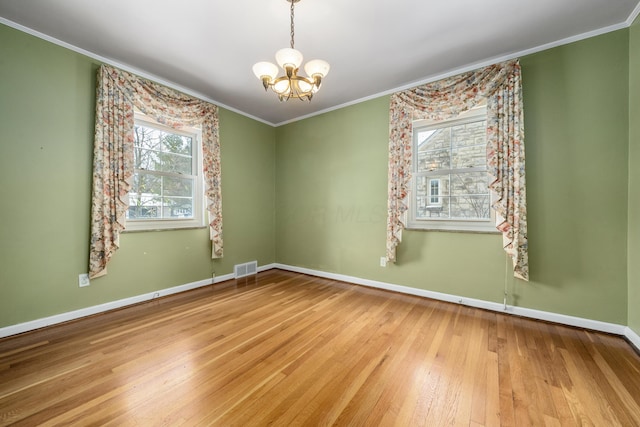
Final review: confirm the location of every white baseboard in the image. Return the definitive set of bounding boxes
[258,263,277,273]
[3,263,639,355]
[625,327,640,352]
[0,263,285,339]
[0,271,240,339]
[273,263,637,348]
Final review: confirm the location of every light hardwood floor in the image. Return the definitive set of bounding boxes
[1,269,639,426]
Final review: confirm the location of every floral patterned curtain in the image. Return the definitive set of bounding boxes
[386,59,528,280]
[89,64,222,279]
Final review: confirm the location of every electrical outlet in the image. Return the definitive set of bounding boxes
[78,273,90,287]
[380,257,387,267]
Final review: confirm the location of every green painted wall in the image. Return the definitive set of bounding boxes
[628,18,640,335]
[0,24,276,328]
[519,30,629,323]
[276,29,630,324]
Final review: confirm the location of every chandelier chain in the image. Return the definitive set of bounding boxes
[290,0,295,49]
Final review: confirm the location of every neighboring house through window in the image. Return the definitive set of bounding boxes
[408,105,496,232]
[125,112,204,231]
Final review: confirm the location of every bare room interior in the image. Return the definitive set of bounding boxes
[1,0,640,425]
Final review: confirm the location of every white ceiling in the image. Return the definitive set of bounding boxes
[1,0,639,126]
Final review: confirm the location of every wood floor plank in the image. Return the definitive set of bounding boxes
[1,269,639,426]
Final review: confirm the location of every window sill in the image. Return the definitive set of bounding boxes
[122,225,208,233]
[404,226,500,235]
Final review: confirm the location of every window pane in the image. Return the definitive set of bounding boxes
[162,197,193,218]
[134,125,193,174]
[417,127,451,172]
[451,121,486,148]
[451,172,489,196]
[131,173,162,195]
[451,145,486,169]
[161,133,192,156]
[416,129,435,146]
[416,175,450,218]
[159,152,192,175]
[416,196,450,219]
[128,205,160,219]
[418,128,449,151]
[134,147,161,171]
[416,175,450,198]
[449,195,491,220]
[128,174,195,220]
[127,194,161,219]
[417,149,450,172]
[134,126,162,150]
[163,176,193,197]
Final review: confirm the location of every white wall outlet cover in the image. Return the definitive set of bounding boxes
[78,274,90,287]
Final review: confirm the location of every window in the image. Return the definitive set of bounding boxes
[125,113,204,231]
[428,178,441,206]
[408,105,496,232]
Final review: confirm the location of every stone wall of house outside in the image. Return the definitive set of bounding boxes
[415,121,490,219]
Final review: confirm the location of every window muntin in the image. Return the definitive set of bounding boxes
[408,106,496,232]
[126,114,204,231]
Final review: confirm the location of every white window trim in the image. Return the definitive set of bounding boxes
[407,105,498,233]
[125,112,205,232]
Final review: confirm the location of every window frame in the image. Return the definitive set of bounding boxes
[125,112,205,232]
[407,105,497,233]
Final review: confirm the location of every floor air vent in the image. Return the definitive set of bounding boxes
[234,261,258,278]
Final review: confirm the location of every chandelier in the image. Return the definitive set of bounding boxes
[252,0,330,102]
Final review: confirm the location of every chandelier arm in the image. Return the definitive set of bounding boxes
[269,74,315,101]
